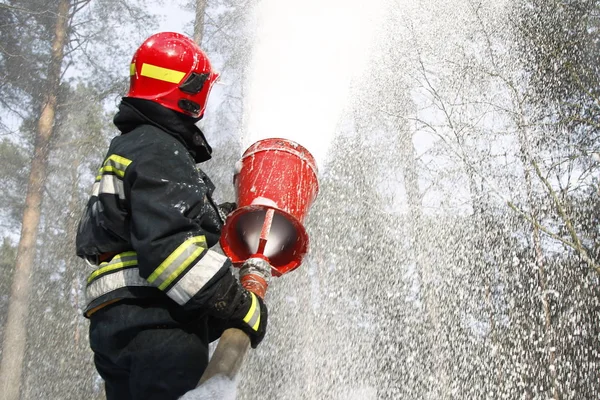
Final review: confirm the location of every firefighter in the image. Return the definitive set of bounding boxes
[75,32,268,400]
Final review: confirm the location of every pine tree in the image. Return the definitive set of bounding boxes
[0,3,71,397]
[0,1,155,397]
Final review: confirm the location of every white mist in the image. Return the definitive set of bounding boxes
[242,0,388,166]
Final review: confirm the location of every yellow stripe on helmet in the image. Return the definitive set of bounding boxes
[140,63,186,84]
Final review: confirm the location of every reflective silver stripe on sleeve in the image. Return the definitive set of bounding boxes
[86,267,152,304]
[92,182,100,196]
[100,175,126,199]
[90,154,131,199]
[166,250,228,305]
[91,175,126,200]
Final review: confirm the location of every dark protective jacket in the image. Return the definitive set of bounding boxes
[76,98,232,317]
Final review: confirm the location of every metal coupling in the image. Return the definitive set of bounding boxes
[240,257,272,284]
[239,257,272,299]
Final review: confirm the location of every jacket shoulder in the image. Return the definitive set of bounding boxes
[108,125,191,163]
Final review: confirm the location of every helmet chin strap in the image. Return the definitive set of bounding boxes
[178,99,201,118]
[178,107,203,123]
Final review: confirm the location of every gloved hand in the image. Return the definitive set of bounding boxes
[217,202,237,221]
[204,268,268,348]
[229,288,268,348]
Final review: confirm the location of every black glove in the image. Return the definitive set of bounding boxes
[217,202,237,221]
[205,270,268,348]
[229,288,268,348]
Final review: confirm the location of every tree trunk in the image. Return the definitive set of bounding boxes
[517,123,559,400]
[464,157,504,388]
[194,0,207,45]
[398,121,450,398]
[0,1,70,398]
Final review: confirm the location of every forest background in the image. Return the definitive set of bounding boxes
[0,0,598,399]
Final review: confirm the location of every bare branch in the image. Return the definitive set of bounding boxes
[530,157,599,272]
[0,3,57,16]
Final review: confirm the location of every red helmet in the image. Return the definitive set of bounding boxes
[127,32,219,118]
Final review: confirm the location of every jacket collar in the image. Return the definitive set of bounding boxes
[113,97,212,163]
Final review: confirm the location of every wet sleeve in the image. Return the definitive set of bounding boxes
[125,143,234,310]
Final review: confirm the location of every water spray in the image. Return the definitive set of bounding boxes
[198,138,319,385]
[196,0,384,392]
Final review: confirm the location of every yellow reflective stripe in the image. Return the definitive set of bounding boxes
[87,260,138,284]
[117,251,137,258]
[157,247,206,290]
[130,63,136,76]
[100,165,124,178]
[96,154,132,179]
[87,251,138,283]
[107,154,132,168]
[243,293,261,331]
[148,236,207,284]
[140,63,186,84]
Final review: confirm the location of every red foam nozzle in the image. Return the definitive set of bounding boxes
[220,138,319,276]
